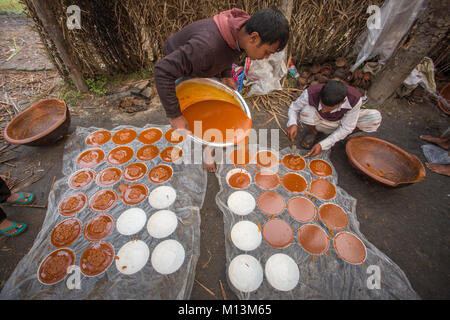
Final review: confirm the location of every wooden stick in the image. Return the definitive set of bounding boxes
[195,279,217,298]
[219,280,227,300]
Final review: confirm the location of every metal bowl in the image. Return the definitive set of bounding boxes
[346,136,426,187]
[175,78,251,148]
[3,98,70,146]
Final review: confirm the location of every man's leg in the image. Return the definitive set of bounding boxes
[203,145,216,173]
[354,109,382,134]
[0,178,26,235]
[298,106,337,149]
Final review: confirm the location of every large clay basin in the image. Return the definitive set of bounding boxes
[3,98,70,146]
[346,136,426,187]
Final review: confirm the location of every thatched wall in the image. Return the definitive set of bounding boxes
[24,0,430,82]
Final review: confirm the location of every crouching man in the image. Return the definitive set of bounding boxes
[286,80,382,156]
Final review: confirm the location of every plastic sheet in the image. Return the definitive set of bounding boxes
[421,144,450,165]
[0,124,206,300]
[244,49,287,96]
[216,147,420,299]
[351,0,426,72]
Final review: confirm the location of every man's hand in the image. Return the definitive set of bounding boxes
[221,77,237,91]
[169,115,191,138]
[309,143,322,157]
[287,125,298,142]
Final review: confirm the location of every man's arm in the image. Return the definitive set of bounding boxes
[287,90,309,127]
[154,37,214,119]
[318,98,363,150]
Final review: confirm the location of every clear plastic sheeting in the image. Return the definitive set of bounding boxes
[0,124,206,300]
[351,0,426,71]
[216,147,420,299]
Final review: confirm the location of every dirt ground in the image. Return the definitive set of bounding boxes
[0,13,449,300]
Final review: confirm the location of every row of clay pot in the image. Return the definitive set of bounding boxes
[297,58,372,94]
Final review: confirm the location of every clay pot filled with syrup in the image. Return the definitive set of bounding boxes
[68,169,95,190]
[160,146,183,163]
[84,214,114,241]
[226,168,251,189]
[257,191,285,216]
[96,167,122,187]
[148,164,173,184]
[136,145,159,161]
[112,128,137,145]
[287,196,316,223]
[281,172,308,193]
[310,179,336,200]
[297,224,330,256]
[164,128,185,144]
[37,248,75,285]
[85,130,111,146]
[138,128,163,144]
[255,170,279,190]
[50,218,82,248]
[77,148,105,168]
[308,159,332,177]
[123,162,147,182]
[107,146,134,166]
[58,192,88,217]
[262,218,293,248]
[256,150,279,168]
[118,183,149,205]
[80,241,115,277]
[333,231,367,264]
[282,154,306,171]
[318,203,348,231]
[89,189,118,213]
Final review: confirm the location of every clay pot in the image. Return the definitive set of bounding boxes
[3,98,70,146]
[300,69,312,79]
[363,72,372,81]
[353,69,363,80]
[335,57,347,68]
[346,136,426,187]
[320,63,333,76]
[298,77,308,87]
[311,63,321,74]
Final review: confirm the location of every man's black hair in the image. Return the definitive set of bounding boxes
[244,8,290,51]
[320,80,348,107]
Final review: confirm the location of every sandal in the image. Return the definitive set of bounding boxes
[300,132,318,150]
[4,192,34,205]
[0,221,27,237]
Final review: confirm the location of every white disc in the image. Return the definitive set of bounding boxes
[227,191,255,216]
[265,253,299,291]
[147,210,178,239]
[230,220,262,251]
[151,239,185,275]
[115,240,150,275]
[116,208,146,235]
[228,254,263,293]
[148,186,176,209]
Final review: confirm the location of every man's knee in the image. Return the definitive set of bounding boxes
[357,109,382,133]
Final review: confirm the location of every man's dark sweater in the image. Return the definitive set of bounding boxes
[154,18,243,119]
